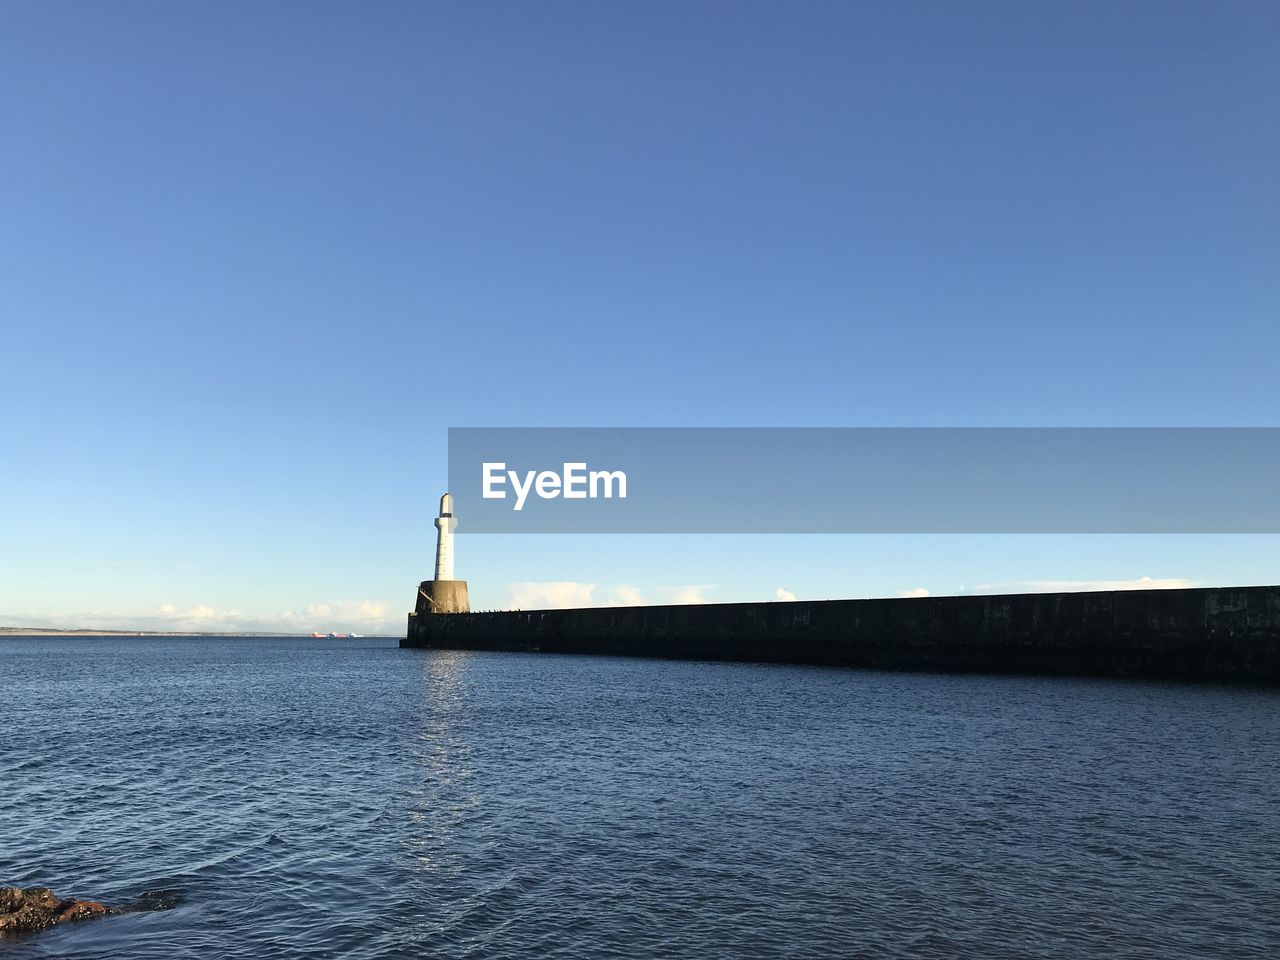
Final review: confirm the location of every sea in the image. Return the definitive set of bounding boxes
[2,635,1278,958]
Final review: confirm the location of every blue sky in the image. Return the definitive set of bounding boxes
[2,1,1278,633]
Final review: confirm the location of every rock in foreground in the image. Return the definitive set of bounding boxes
[0,887,110,935]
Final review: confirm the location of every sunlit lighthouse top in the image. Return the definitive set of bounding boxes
[433,492,456,581]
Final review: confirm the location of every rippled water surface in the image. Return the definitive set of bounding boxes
[3,635,1279,958]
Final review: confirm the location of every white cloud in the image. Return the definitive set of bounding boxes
[505,581,597,610]
[2,600,391,635]
[659,585,712,605]
[504,582,711,609]
[775,587,797,602]
[966,577,1195,595]
[601,585,645,607]
[275,600,387,627]
[898,587,930,598]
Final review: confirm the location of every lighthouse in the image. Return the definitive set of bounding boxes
[434,492,456,580]
[412,492,470,616]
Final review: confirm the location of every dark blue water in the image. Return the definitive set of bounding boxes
[3,635,1278,958]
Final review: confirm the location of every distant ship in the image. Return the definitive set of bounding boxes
[311,631,356,639]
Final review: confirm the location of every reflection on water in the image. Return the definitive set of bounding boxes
[3,635,1280,959]
[404,651,481,878]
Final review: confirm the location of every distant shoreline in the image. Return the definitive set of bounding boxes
[0,628,399,638]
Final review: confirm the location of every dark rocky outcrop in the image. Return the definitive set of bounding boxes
[0,887,111,935]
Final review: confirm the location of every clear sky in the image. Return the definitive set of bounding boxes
[3,1,1278,633]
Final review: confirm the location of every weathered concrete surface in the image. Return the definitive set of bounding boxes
[403,585,1280,683]
[414,580,469,615]
[0,887,109,936]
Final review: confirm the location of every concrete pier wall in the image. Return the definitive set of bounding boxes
[403,585,1280,683]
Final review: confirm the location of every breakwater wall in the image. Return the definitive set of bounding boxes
[402,585,1280,683]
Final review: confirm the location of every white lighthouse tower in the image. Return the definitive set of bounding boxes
[434,492,456,581]
[412,491,470,615]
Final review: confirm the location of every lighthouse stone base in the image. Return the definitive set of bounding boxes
[414,580,470,616]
